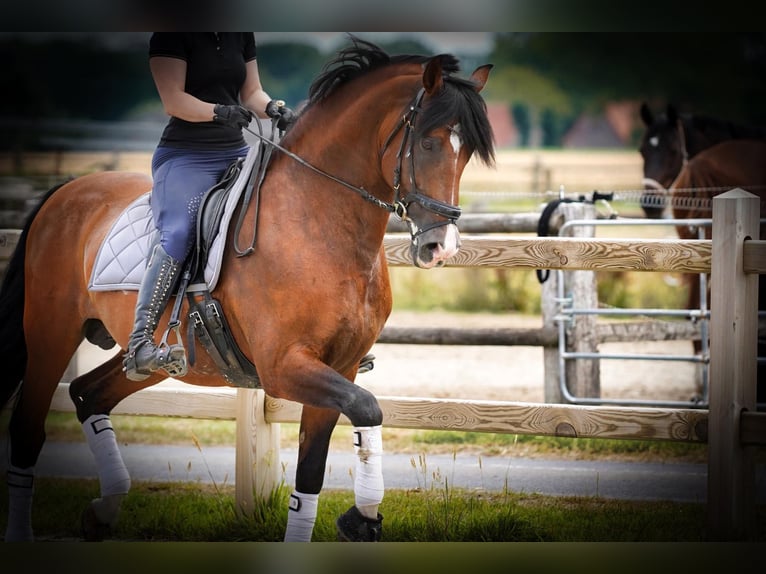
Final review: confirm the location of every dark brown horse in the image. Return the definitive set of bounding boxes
[638,102,766,218]
[0,37,494,541]
[669,139,766,401]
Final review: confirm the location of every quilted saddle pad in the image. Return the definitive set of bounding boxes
[88,146,258,292]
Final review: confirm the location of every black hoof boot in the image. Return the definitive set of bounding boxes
[81,504,111,542]
[336,505,383,542]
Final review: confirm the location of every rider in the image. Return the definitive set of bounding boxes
[124,32,295,381]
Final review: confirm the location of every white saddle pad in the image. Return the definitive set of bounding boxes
[88,146,259,292]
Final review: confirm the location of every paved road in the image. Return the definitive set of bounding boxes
[7,441,765,504]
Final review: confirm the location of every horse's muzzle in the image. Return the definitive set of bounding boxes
[411,223,461,269]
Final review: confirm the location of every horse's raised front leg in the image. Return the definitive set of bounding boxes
[335,422,384,542]
[266,354,384,542]
[69,352,167,541]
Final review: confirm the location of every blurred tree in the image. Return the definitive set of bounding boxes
[511,103,530,147]
[3,32,766,147]
[490,32,766,125]
[1,37,155,120]
[257,42,326,106]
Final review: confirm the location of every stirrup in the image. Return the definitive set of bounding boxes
[155,343,188,378]
[123,340,187,381]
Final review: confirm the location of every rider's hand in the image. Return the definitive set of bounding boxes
[213,104,253,129]
[265,99,296,131]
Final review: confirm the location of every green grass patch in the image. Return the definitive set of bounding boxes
[388,266,689,315]
[411,430,708,463]
[3,477,752,542]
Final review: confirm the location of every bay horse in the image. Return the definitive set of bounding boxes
[638,102,766,218]
[0,37,495,542]
[668,139,766,402]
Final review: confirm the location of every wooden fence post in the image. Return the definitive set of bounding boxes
[708,188,759,540]
[235,388,281,513]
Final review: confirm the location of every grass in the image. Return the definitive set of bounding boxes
[4,477,750,542]
[9,411,749,542]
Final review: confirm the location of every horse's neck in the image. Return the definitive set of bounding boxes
[687,115,766,155]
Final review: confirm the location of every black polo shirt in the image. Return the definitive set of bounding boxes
[149,32,257,149]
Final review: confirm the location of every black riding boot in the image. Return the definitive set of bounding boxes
[123,243,186,381]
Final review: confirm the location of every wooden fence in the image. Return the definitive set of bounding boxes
[3,189,766,540]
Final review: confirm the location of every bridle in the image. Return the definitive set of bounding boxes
[641,117,690,193]
[380,88,462,238]
[243,87,462,240]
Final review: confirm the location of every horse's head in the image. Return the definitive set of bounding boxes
[299,36,494,269]
[638,103,686,219]
[389,55,495,269]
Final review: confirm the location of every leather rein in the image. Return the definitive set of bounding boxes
[238,87,462,254]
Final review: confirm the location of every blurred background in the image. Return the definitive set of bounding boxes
[2,32,765,153]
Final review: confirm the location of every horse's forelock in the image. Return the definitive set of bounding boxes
[417,77,495,167]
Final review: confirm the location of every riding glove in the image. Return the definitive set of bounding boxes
[265,99,296,131]
[213,104,253,129]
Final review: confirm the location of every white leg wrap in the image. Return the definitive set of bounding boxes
[283,490,319,542]
[353,425,384,519]
[83,415,131,498]
[82,416,131,527]
[5,463,35,542]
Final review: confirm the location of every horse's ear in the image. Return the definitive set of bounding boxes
[423,56,445,96]
[640,102,653,126]
[469,64,493,93]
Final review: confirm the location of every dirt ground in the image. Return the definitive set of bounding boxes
[73,310,702,407]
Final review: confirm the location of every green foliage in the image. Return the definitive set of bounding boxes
[388,265,689,316]
[256,42,326,106]
[1,37,156,121]
[389,267,542,314]
[490,33,766,125]
[4,32,766,131]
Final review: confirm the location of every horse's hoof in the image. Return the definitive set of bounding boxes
[81,504,111,542]
[335,505,383,542]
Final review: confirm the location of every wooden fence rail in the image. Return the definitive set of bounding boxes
[3,189,766,540]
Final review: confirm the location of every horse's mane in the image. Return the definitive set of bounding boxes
[686,113,766,143]
[306,34,494,166]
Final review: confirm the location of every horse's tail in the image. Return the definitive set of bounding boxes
[0,181,68,410]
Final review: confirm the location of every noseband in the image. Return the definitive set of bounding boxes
[244,88,462,242]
